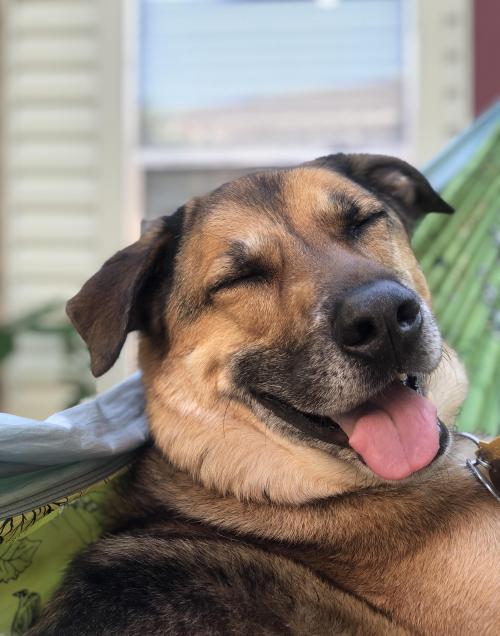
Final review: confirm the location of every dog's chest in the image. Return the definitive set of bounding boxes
[329,501,500,634]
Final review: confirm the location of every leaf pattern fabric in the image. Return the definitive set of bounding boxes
[0,540,41,584]
[0,483,114,635]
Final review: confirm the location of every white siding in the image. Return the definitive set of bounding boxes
[1,0,139,418]
[406,0,473,163]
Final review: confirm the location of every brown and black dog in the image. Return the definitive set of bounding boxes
[30,155,499,635]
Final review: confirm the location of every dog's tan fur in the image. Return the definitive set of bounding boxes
[140,166,455,504]
[30,156,499,636]
[141,342,468,506]
[127,438,497,634]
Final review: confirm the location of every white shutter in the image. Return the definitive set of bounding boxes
[1,0,140,418]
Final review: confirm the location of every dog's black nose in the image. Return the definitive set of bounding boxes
[333,280,422,364]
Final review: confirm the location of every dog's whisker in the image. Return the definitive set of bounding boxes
[222,396,232,442]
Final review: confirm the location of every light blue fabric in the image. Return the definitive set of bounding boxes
[0,372,149,475]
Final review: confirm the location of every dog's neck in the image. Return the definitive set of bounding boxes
[133,438,499,634]
[139,349,499,633]
[137,434,486,546]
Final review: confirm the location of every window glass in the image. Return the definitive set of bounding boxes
[140,0,404,155]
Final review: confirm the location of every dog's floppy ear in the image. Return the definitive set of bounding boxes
[310,153,454,230]
[66,211,184,377]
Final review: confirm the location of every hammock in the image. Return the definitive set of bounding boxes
[414,104,500,436]
[1,102,500,635]
[0,374,147,634]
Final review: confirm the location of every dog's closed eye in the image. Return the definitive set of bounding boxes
[210,265,271,294]
[348,209,387,239]
[208,239,277,295]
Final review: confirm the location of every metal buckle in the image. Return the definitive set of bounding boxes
[458,432,500,503]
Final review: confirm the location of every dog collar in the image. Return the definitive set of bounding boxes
[458,432,500,503]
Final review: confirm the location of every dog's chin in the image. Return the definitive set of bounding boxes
[250,374,450,482]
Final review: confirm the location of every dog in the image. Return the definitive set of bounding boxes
[29,154,499,635]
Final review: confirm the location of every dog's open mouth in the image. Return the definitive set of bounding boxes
[253,376,448,481]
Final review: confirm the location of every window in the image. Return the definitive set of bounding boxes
[139,0,405,217]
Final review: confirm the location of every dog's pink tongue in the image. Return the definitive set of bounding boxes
[336,383,439,480]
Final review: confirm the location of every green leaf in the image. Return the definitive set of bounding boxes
[0,538,41,583]
[0,329,15,362]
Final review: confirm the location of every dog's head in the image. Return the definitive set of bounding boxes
[68,154,458,502]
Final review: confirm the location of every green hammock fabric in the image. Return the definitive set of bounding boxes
[414,125,500,436]
[0,481,115,636]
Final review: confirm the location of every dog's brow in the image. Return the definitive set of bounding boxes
[327,192,381,222]
[322,192,360,223]
[342,204,362,225]
[226,240,251,267]
[220,238,276,274]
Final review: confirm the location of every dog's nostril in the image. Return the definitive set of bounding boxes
[396,299,420,329]
[344,318,377,347]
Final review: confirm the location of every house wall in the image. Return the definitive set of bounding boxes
[407,0,474,163]
[0,0,477,417]
[0,0,139,418]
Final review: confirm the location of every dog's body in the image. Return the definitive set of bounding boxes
[30,155,499,635]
